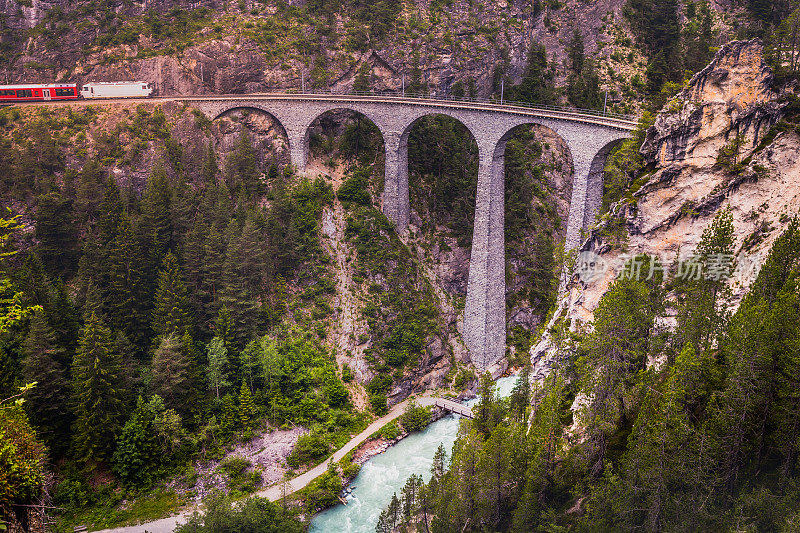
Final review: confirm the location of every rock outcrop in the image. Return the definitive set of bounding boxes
[641,39,784,169]
[532,40,800,375]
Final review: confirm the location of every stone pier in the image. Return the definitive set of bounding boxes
[186,94,635,369]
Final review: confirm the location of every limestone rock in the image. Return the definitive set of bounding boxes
[641,40,784,169]
[546,40,800,370]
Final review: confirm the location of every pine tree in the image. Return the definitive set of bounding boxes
[353,62,372,93]
[579,262,659,470]
[182,217,208,323]
[22,312,71,453]
[769,274,800,480]
[151,333,191,412]
[112,396,161,486]
[239,381,255,429]
[683,1,716,74]
[509,42,556,105]
[140,163,173,259]
[170,179,195,254]
[509,364,531,421]
[213,306,240,379]
[226,130,259,197]
[180,332,205,421]
[475,372,501,436]
[71,312,127,467]
[152,252,193,339]
[220,393,239,436]
[675,209,735,354]
[200,223,226,326]
[34,191,79,276]
[97,177,123,247]
[201,142,219,184]
[74,158,106,225]
[568,29,585,75]
[217,220,262,344]
[207,336,230,399]
[47,276,80,357]
[106,215,151,354]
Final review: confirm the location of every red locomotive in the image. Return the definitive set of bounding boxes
[0,84,80,102]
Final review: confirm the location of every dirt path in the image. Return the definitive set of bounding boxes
[92,394,440,533]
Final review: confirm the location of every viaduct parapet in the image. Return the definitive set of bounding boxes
[185,94,636,370]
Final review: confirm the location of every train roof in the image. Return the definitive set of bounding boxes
[0,83,77,89]
[81,81,151,85]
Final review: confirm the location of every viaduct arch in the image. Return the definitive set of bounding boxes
[185,94,636,370]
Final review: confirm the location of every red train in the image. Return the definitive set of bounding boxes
[0,84,81,102]
[0,82,154,103]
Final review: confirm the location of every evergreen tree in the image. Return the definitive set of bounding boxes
[106,215,151,354]
[217,217,264,343]
[200,222,227,327]
[170,178,195,254]
[207,336,230,399]
[578,262,659,471]
[47,276,80,357]
[227,130,259,197]
[213,306,240,379]
[34,191,79,276]
[406,53,427,95]
[353,62,372,93]
[220,393,239,436]
[71,312,127,467]
[674,209,735,354]
[509,42,556,105]
[112,396,161,486]
[509,364,531,421]
[239,381,255,429]
[21,312,71,453]
[201,142,219,184]
[568,29,585,75]
[474,372,501,436]
[152,252,193,339]
[96,177,123,247]
[74,158,106,225]
[151,333,192,412]
[683,1,716,74]
[140,163,173,257]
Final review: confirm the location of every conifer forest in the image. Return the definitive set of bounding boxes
[2,0,800,531]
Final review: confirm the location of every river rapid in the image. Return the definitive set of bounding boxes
[309,373,521,533]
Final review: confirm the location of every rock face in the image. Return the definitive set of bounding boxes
[532,40,799,374]
[0,0,738,110]
[641,40,783,169]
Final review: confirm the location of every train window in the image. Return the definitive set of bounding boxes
[83,86,89,91]
[54,88,74,96]
[0,89,15,96]
[16,89,32,98]
[142,85,147,89]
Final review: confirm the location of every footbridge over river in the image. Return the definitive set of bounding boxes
[429,397,474,419]
[183,93,638,369]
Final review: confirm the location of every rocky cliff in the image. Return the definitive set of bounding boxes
[531,39,800,378]
[0,0,739,111]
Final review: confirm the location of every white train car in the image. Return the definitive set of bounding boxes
[80,81,153,98]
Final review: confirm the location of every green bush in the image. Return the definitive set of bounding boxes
[302,464,342,512]
[370,393,388,416]
[378,420,401,439]
[337,167,372,205]
[175,492,303,533]
[400,401,432,432]
[286,430,331,467]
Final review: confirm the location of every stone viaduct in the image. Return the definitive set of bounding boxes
[185,94,636,370]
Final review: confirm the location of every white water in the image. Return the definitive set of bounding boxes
[309,374,521,533]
